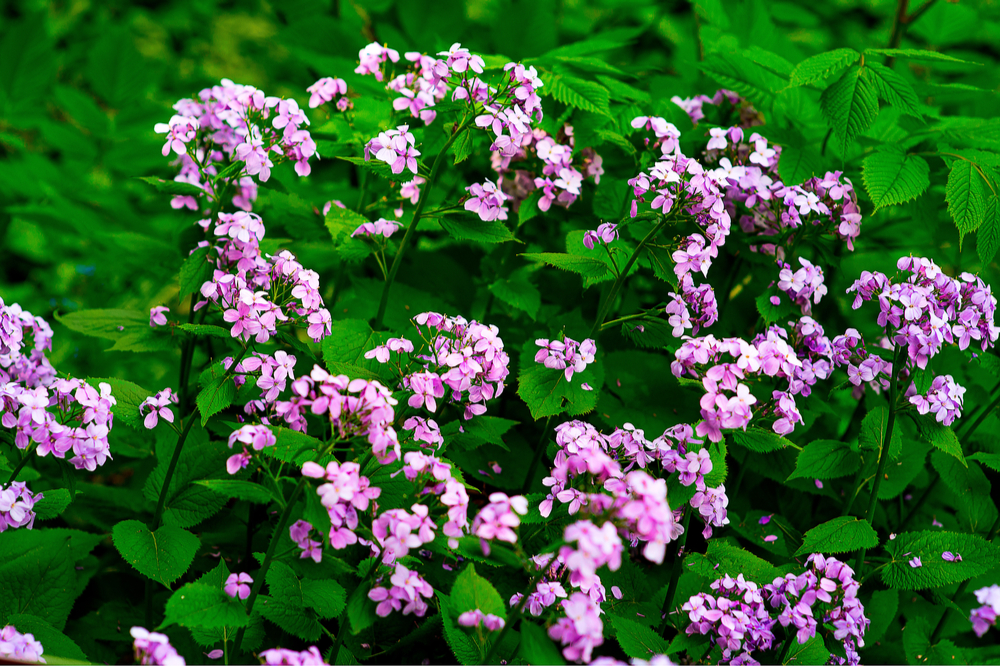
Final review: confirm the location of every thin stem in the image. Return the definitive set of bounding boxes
[482,567,549,665]
[907,0,939,28]
[886,0,910,67]
[659,509,694,634]
[854,346,903,573]
[232,478,308,651]
[6,443,36,484]
[521,416,553,495]
[600,311,651,331]
[589,214,671,339]
[929,515,1000,643]
[152,415,197,530]
[958,390,1000,441]
[373,114,474,329]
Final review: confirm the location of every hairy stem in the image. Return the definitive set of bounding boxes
[589,214,670,339]
[373,114,474,329]
[853,346,903,573]
[659,509,694,634]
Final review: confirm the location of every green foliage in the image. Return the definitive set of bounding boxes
[162,582,250,630]
[517,341,604,420]
[788,439,861,480]
[793,516,877,556]
[883,531,1000,589]
[788,49,860,88]
[518,621,565,665]
[820,66,879,155]
[731,427,797,453]
[862,148,930,211]
[610,616,670,659]
[112,520,200,588]
[439,216,516,244]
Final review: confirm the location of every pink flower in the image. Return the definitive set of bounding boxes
[149,306,169,327]
[224,572,253,600]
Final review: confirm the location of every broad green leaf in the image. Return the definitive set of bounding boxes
[685,541,781,584]
[883,531,1000,589]
[256,595,322,641]
[489,268,541,319]
[820,66,879,154]
[915,416,965,466]
[520,252,612,284]
[345,579,378,635]
[262,427,325,466]
[112,520,199,587]
[85,377,151,430]
[865,48,978,65]
[442,416,520,450]
[793,516,877,557]
[931,452,997,533]
[450,564,505,618]
[755,290,796,324]
[450,127,475,164]
[609,616,669,660]
[439,593,482,666]
[439,216,515,244]
[784,636,831,665]
[518,620,565,665]
[162,582,249,630]
[179,246,214,298]
[866,61,922,118]
[862,147,930,211]
[194,479,279,504]
[858,407,902,457]
[776,140,823,186]
[902,616,965,665]
[864,589,898,643]
[137,176,204,197]
[266,561,346,619]
[33,489,73,521]
[968,451,1000,473]
[516,342,604,420]
[321,319,383,368]
[700,50,785,112]
[518,191,544,227]
[977,192,1000,264]
[177,323,231,339]
[55,309,173,353]
[788,48,860,88]
[946,158,990,240]
[540,70,612,118]
[196,373,236,425]
[335,155,402,181]
[324,205,375,263]
[731,427,797,453]
[789,439,861,480]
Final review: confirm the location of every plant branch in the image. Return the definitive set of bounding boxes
[659,509,694,634]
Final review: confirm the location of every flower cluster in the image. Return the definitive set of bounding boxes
[0,481,42,532]
[471,492,528,555]
[225,424,277,474]
[971,584,1000,637]
[302,460,380,550]
[194,212,332,344]
[397,452,469,549]
[140,388,177,429]
[683,573,776,664]
[535,335,597,383]
[289,520,323,563]
[131,627,185,666]
[366,124,421,175]
[464,178,509,222]
[908,374,966,425]
[157,78,316,212]
[548,591,607,663]
[1,298,56,388]
[224,572,253,600]
[307,76,349,110]
[352,218,401,239]
[0,624,45,663]
[368,563,434,617]
[777,258,827,314]
[457,608,505,630]
[366,312,510,421]
[259,646,327,666]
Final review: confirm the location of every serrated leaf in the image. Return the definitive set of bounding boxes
[112,520,199,587]
[977,193,1000,264]
[776,140,823,186]
[451,564,505,619]
[755,290,796,324]
[783,635,831,665]
[862,147,930,211]
[902,616,965,665]
[194,479,279,504]
[518,621,565,665]
[865,48,977,65]
[439,593,482,666]
[489,268,541,320]
[931,451,996,533]
[517,343,603,420]
[866,61,922,118]
[731,428,797,453]
[883,531,1000,589]
[4,613,87,661]
[520,252,612,284]
[324,205,373,263]
[820,66,879,154]
[85,377,152,430]
[439,216,515,244]
[968,451,1000,472]
[55,309,173,353]
[177,323,231,339]
[257,595,322,641]
[700,50,785,112]
[788,48,861,88]
[685,541,781,584]
[196,374,236,425]
[864,589,898,644]
[162,582,249,630]
[789,439,861,480]
[137,176,204,197]
[859,407,902,457]
[915,416,965,466]
[33,489,73,521]
[540,71,612,118]
[450,127,475,164]
[793,516,877,557]
[180,246,215,299]
[610,616,670,659]
[946,158,990,240]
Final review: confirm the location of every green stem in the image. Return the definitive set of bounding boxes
[958,389,1000,441]
[152,415,197,530]
[373,114,474,329]
[929,515,1000,643]
[6,443,36,484]
[521,416,553,495]
[600,311,650,331]
[589,214,671,339]
[232,478,308,651]
[483,567,549,664]
[659,509,694,634]
[854,346,903,573]
[886,0,910,67]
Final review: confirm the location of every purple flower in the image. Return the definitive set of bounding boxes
[0,625,44,663]
[942,551,962,562]
[131,627,185,666]
[258,646,326,665]
[0,481,42,532]
[307,77,347,108]
[224,572,253,600]
[909,556,922,568]
[139,388,177,430]
[149,306,169,327]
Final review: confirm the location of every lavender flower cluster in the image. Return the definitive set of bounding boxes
[971,584,1000,637]
[0,624,45,663]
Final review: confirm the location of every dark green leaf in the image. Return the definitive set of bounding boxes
[112,520,199,587]
[789,439,861,480]
[793,516,877,556]
[788,49,860,88]
[883,531,1000,589]
[162,582,249,630]
[439,216,515,244]
[820,66,879,154]
[862,147,930,211]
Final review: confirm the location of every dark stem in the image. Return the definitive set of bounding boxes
[373,114,474,329]
[929,514,1000,643]
[659,509,694,634]
[887,0,911,68]
[853,345,902,573]
[232,478,307,651]
[521,416,553,495]
[152,415,197,530]
[589,214,670,339]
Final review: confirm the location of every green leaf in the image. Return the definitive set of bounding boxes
[788,48,860,88]
[820,66,879,155]
[915,416,965,466]
[324,205,374,263]
[322,319,382,367]
[968,451,1000,473]
[267,562,347,619]
[137,176,204,197]
[85,377,152,431]
[700,50,785,113]
[450,127,475,164]
[866,61,922,118]
[55,309,173,353]
[112,520,200,587]
[180,246,215,299]
[517,343,604,420]
[731,428,797,453]
[776,140,823,186]
[865,48,978,65]
[193,479,279,505]
[520,252,612,284]
[335,155,402,181]
[450,564,505,618]
[932,452,996,533]
[685,541,781,584]
[864,589,898,643]
[162,582,249,630]
[977,192,1000,264]
[439,216,515,244]
[439,593,482,666]
[263,427,325,466]
[946,158,990,240]
[4,613,87,661]
[755,290,796,324]
[256,595,322,641]
[859,407,902,457]
[783,636,831,665]
[883,530,1000,589]
[862,147,930,211]
[33,489,73,522]
[789,439,861,481]
[609,615,670,660]
[793,516,877,557]
[518,620,565,665]
[902,616,965,665]
[488,268,541,320]
[540,71,612,118]
[196,373,236,426]
[519,191,544,227]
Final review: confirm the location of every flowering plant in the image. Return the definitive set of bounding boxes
[3,2,1000,667]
